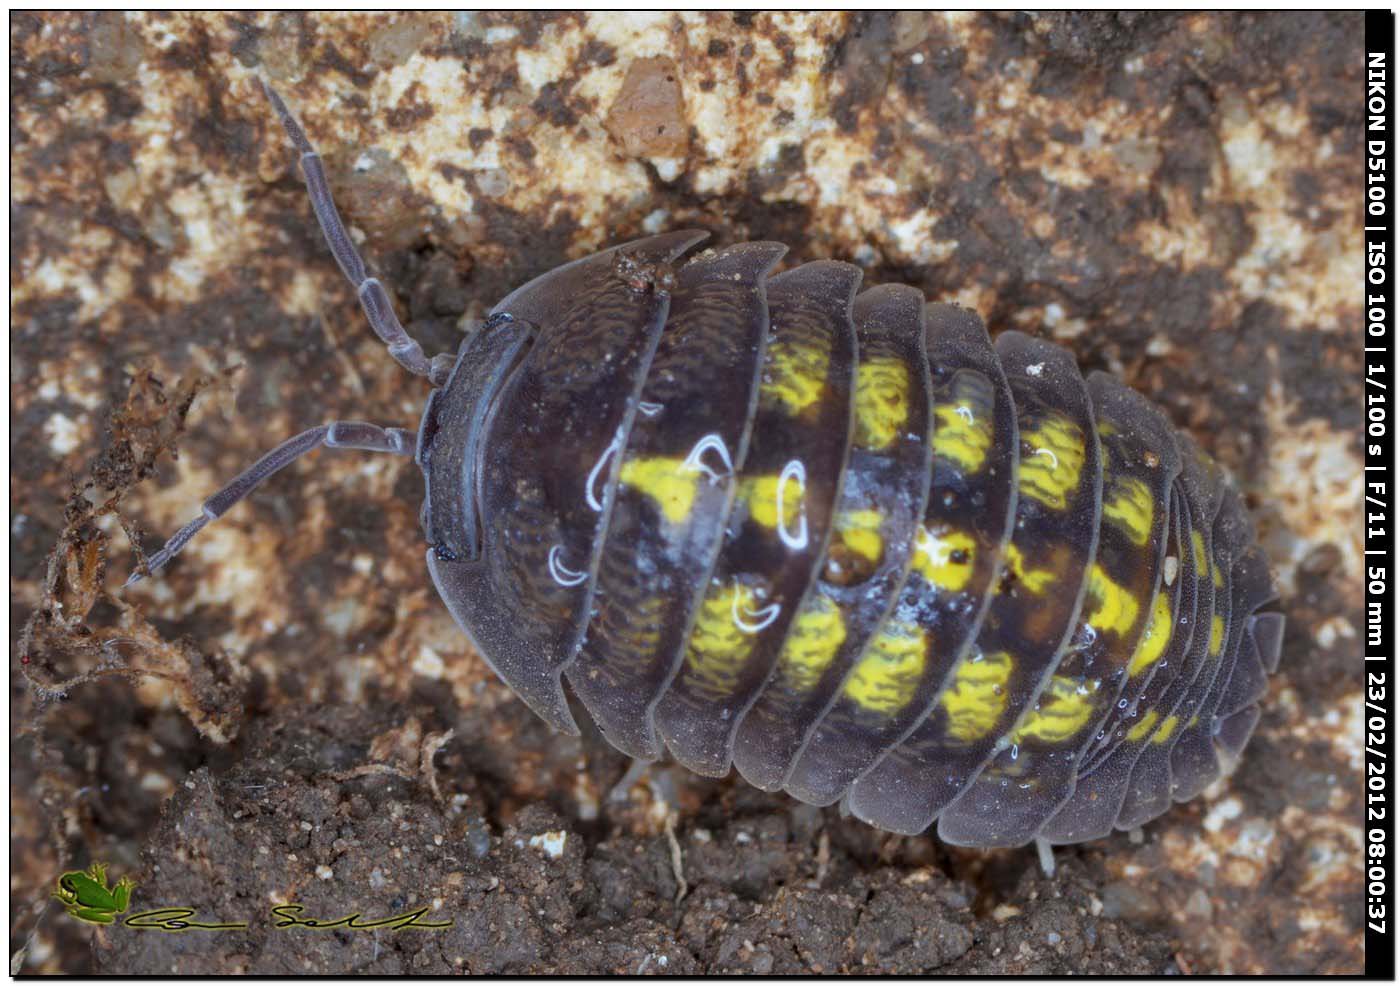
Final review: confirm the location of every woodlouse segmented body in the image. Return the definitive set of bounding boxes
[419,231,1283,848]
[138,87,1284,849]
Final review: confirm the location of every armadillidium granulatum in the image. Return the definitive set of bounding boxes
[131,83,1284,849]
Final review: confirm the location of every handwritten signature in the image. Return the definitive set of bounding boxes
[271,904,451,931]
[122,905,451,933]
[124,909,248,932]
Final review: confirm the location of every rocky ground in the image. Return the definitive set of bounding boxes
[11,11,1363,973]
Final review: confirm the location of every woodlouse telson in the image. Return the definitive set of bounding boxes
[130,82,1284,850]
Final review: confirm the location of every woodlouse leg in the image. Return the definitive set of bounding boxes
[607,758,653,804]
[125,422,415,586]
[260,80,441,383]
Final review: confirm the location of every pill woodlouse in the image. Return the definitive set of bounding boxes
[132,84,1283,849]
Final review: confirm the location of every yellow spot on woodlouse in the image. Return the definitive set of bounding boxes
[1126,709,1162,743]
[833,509,884,564]
[911,526,976,593]
[776,594,847,692]
[617,456,702,525]
[1209,613,1225,656]
[738,471,805,534]
[1084,564,1140,637]
[939,651,1014,743]
[1102,475,1154,546]
[1003,543,1056,595]
[1149,713,1181,745]
[932,370,995,473]
[1018,414,1085,511]
[607,592,666,655]
[683,582,766,699]
[1191,530,1208,572]
[1127,591,1173,677]
[1008,674,1101,745]
[842,620,927,714]
[934,413,988,473]
[760,336,830,415]
[853,356,910,450]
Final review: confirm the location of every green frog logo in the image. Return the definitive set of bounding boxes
[52,862,134,925]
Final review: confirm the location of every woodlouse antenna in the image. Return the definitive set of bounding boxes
[260,79,446,384]
[126,83,457,587]
[126,422,415,586]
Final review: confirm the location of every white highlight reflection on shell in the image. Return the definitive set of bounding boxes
[585,427,626,512]
[917,526,956,568]
[956,405,975,425]
[731,591,781,634]
[683,433,733,482]
[548,545,588,587]
[776,459,809,551]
